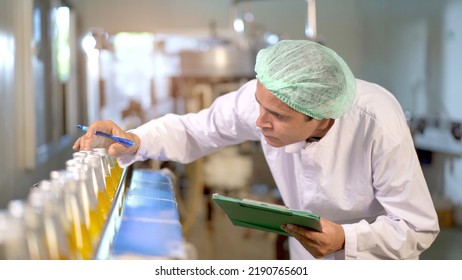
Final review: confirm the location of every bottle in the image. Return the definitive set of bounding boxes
[84,155,111,220]
[92,149,117,201]
[60,170,94,260]
[42,175,79,259]
[67,160,104,247]
[72,151,87,162]
[93,148,121,184]
[49,170,79,258]
[7,200,50,260]
[0,210,30,259]
[27,186,72,260]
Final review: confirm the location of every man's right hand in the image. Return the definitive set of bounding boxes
[72,120,140,158]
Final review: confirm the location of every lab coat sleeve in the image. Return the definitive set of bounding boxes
[117,80,260,167]
[342,133,440,259]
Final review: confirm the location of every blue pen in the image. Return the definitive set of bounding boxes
[76,124,134,147]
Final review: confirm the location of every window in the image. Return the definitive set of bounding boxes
[25,0,78,168]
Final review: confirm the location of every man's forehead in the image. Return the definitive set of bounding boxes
[256,81,298,114]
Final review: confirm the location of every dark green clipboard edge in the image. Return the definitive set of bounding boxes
[212,193,322,236]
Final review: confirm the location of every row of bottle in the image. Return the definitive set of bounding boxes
[0,148,123,260]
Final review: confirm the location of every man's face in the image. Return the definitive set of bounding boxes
[255,81,332,147]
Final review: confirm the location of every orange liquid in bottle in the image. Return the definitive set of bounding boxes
[87,208,104,245]
[105,175,116,201]
[97,190,110,220]
[68,221,93,260]
[114,161,123,181]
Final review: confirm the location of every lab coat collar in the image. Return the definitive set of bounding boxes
[284,119,339,154]
[285,141,306,153]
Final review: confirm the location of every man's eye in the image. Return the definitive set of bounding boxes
[273,113,284,120]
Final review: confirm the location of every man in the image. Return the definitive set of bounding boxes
[74,40,439,259]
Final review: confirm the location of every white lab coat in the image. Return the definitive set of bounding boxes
[119,79,439,259]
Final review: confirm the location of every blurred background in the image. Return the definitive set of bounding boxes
[0,0,461,259]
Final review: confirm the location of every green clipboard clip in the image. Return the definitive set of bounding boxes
[212,193,322,236]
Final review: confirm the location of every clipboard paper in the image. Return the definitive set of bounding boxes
[212,193,322,236]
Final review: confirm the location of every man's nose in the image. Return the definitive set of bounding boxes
[256,110,271,129]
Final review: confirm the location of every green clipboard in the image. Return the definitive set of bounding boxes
[212,193,322,236]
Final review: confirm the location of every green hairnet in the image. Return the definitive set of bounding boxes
[254,40,356,119]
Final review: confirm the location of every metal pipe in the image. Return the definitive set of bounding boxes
[305,0,317,40]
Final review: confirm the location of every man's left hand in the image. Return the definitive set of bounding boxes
[282,218,345,259]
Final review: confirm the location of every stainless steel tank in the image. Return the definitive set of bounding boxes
[178,45,256,78]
